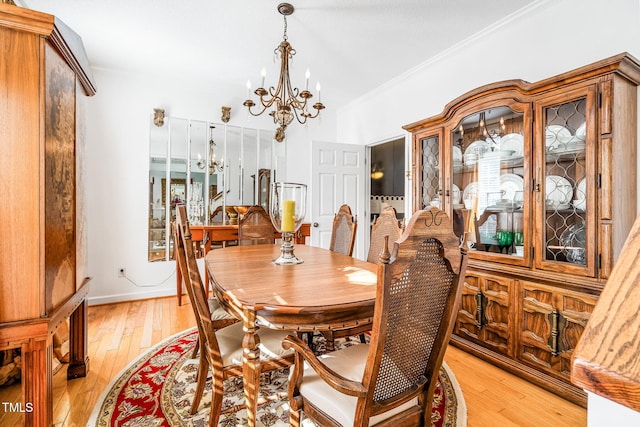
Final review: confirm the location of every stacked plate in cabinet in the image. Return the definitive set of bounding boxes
[545,175,573,210]
[573,177,586,211]
[545,123,586,153]
[499,133,524,158]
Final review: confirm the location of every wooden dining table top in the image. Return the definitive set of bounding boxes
[205,244,379,331]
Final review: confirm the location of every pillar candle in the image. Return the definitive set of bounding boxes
[281,200,296,232]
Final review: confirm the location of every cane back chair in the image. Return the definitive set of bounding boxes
[367,206,403,264]
[174,205,293,425]
[329,204,357,256]
[283,208,468,426]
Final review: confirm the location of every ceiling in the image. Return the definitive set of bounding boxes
[21,0,536,111]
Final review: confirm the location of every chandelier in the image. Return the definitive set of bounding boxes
[207,125,224,173]
[243,3,325,142]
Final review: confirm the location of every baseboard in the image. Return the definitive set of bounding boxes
[87,288,176,306]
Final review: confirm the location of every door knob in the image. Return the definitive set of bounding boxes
[313,222,319,227]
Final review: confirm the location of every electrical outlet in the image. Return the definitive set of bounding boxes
[118,268,126,278]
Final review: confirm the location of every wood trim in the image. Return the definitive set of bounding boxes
[50,17,97,96]
[0,3,96,96]
[0,3,54,36]
[572,215,640,412]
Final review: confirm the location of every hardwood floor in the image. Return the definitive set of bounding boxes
[0,297,587,426]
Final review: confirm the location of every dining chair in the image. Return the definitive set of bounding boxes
[319,205,403,351]
[171,216,238,358]
[283,207,469,427]
[237,205,276,245]
[329,204,357,256]
[319,204,359,349]
[367,205,403,263]
[174,206,293,424]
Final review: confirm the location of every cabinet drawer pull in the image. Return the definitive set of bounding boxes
[550,309,560,356]
[475,291,484,329]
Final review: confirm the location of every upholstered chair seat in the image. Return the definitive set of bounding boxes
[215,322,292,365]
[297,343,418,426]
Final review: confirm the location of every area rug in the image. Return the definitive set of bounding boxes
[88,328,467,426]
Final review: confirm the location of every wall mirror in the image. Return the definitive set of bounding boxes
[148,115,286,262]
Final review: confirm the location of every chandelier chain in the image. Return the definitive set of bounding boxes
[283,15,288,41]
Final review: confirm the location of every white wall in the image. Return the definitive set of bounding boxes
[337,0,640,146]
[83,68,335,305]
[336,0,640,423]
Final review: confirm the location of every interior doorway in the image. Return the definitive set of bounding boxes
[369,137,406,228]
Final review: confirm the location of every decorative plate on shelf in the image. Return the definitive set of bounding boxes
[499,133,524,157]
[545,125,572,150]
[545,175,573,209]
[452,184,460,204]
[464,140,490,158]
[500,174,524,203]
[550,137,586,154]
[573,177,586,211]
[463,181,478,202]
[452,146,463,162]
[575,122,586,141]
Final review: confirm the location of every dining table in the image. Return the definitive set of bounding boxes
[176,223,311,305]
[205,243,378,427]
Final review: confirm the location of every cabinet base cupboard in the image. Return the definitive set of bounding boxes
[404,53,640,407]
[0,4,96,426]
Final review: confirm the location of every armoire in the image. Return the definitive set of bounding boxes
[0,3,96,426]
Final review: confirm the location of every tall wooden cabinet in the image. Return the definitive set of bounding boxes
[0,4,96,426]
[404,53,640,406]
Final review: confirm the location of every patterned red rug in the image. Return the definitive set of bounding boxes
[89,328,466,426]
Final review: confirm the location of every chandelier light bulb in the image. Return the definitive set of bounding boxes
[305,68,310,90]
[261,67,266,88]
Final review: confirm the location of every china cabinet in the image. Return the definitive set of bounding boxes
[0,3,95,426]
[404,53,640,406]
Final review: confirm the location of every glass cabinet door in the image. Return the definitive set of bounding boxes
[417,133,441,210]
[536,87,596,276]
[451,103,531,265]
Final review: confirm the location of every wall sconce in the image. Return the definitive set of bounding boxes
[208,125,224,173]
[221,106,231,123]
[196,153,206,170]
[153,108,165,127]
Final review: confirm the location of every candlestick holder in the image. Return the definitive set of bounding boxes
[269,182,307,265]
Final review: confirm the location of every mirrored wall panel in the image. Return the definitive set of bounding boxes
[148,115,285,262]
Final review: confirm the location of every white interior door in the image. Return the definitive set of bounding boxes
[310,141,366,259]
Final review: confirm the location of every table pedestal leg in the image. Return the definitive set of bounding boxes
[242,311,261,427]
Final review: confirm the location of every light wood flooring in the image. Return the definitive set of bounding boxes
[0,297,587,426]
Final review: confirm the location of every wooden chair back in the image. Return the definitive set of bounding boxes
[367,206,403,263]
[173,207,215,363]
[329,204,357,256]
[237,205,276,245]
[365,208,467,422]
[286,207,469,426]
[174,206,219,349]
